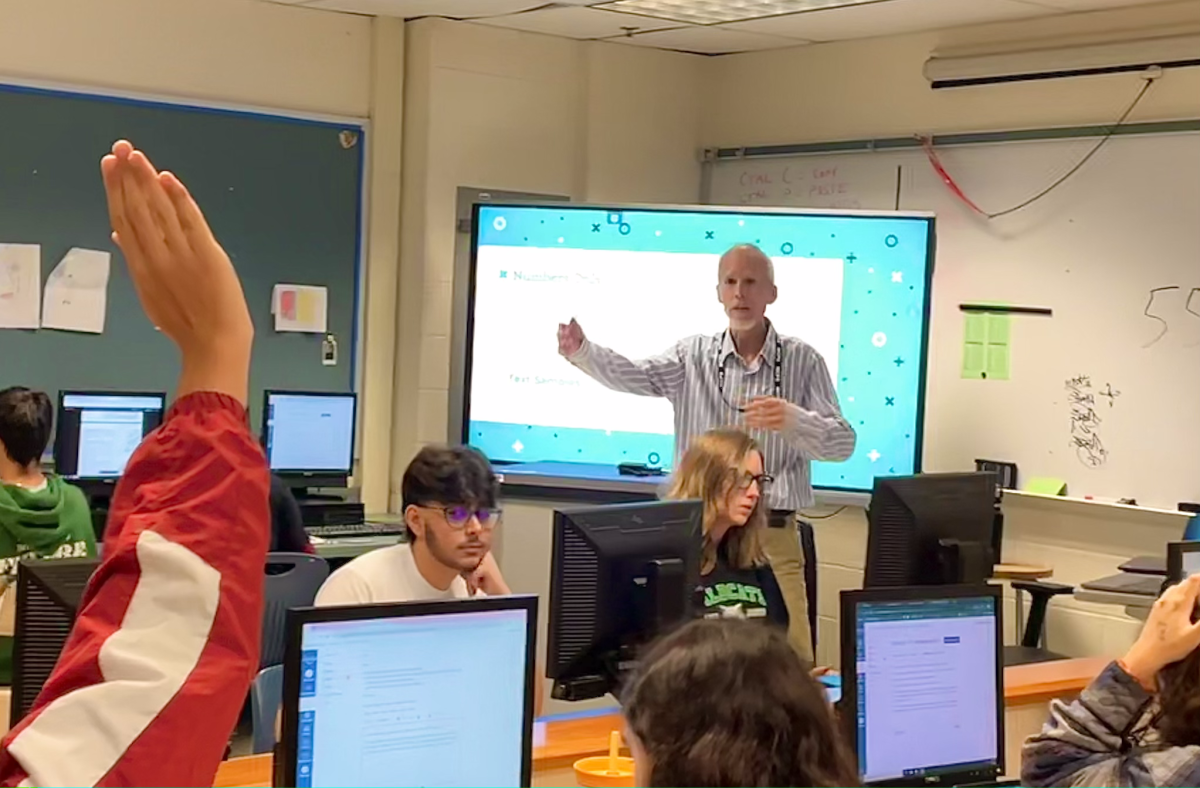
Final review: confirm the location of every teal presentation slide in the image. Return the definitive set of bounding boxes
[465,204,933,494]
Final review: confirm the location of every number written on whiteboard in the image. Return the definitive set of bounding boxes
[1142,286,1200,348]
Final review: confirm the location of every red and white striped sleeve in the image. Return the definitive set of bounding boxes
[0,392,270,788]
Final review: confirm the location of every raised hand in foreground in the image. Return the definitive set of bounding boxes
[0,143,269,788]
[100,140,253,404]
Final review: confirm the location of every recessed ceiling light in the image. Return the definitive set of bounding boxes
[594,0,878,26]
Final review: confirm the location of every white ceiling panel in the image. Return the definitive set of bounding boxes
[616,24,806,52]
[595,0,879,25]
[474,6,680,38]
[727,0,1061,42]
[1021,0,1180,8]
[301,0,558,18]
[264,0,1170,54]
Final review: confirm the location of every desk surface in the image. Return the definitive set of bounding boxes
[310,535,401,559]
[214,656,1108,787]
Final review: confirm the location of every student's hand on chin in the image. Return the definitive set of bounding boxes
[100,139,254,404]
[465,552,511,596]
[1122,574,1200,688]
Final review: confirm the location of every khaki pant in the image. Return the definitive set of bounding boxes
[762,516,814,667]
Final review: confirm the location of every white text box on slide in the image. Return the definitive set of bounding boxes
[470,246,845,434]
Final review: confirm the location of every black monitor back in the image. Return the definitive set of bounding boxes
[11,557,100,725]
[547,499,702,701]
[865,472,998,587]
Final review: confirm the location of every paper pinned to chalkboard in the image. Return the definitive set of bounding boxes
[0,244,41,330]
[272,284,328,333]
[42,248,110,334]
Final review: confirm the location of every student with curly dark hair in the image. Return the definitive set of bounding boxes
[622,617,858,787]
[1024,574,1200,787]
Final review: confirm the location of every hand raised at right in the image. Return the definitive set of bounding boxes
[101,140,254,405]
[1122,574,1200,688]
[557,318,586,358]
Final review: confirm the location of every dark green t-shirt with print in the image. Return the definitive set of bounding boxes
[700,539,789,629]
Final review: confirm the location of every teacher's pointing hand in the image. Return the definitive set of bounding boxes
[557,318,586,358]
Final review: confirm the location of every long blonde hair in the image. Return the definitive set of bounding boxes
[666,429,768,575]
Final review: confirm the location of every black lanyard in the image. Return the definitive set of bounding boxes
[716,333,783,412]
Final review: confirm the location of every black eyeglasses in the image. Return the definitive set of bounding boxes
[420,505,502,530]
[733,471,773,491]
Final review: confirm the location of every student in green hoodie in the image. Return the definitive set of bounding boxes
[0,386,96,683]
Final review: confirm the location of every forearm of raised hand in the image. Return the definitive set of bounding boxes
[0,393,269,788]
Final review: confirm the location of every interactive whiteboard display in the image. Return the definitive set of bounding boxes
[465,205,934,493]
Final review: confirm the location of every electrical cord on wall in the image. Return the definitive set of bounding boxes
[920,69,1160,220]
[800,506,848,520]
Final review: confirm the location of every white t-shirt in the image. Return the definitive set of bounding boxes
[315,543,475,607]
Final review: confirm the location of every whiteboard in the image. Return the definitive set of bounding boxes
[710,132,1200,508]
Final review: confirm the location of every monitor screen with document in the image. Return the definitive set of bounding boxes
[53,391,165,479]
[280,595,538,788]
[840,584,1004,787]
[262,391,356,486]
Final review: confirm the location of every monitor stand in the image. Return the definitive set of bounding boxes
[645,558,686,632]
[288,488,364,528]
[551,561,691,703]
[937,539,993,584]
[290,487,344,503]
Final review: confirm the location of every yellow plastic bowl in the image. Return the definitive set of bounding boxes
[573,755,636,788]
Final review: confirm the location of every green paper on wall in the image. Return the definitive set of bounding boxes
[987,313,1011,344]
[961,310,1011,380]
[1026,477,1068,496]
[964,313,988,344]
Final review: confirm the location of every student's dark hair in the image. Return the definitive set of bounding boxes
[623,618,858,788]
[401,445,498,538]
[1153,604,1200,745]
[0,387,54,469]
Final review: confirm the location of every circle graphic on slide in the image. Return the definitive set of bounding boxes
[619,222,632,235]
[648,452,661,465]
[885,234,899,247]
[871,332,887,348]
[780,242,794,255]
[493,216,507,231]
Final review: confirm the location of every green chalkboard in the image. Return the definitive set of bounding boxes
[0,83,364,431]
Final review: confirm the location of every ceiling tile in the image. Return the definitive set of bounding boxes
[1018,0,1177,8]
[595,0,878,25]
[303,0,553,18]
[473,6,680,38]
[726,0,1061,41]
[615,24,807,53]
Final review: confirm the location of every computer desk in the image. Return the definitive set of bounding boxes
[212,656,1109,788]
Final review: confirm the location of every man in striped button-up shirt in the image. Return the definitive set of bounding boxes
[557,243,855,664]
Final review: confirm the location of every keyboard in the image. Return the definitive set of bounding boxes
[305,522,406,539]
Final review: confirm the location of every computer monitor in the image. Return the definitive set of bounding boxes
[10,557,100,725]
[262,391,356,490]
[840,584,1005,787]
[547,499,702,702]
[1168,541,1200,584]
[279,595,538,788]
[865,472,998,588]
[53,391,165,481]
